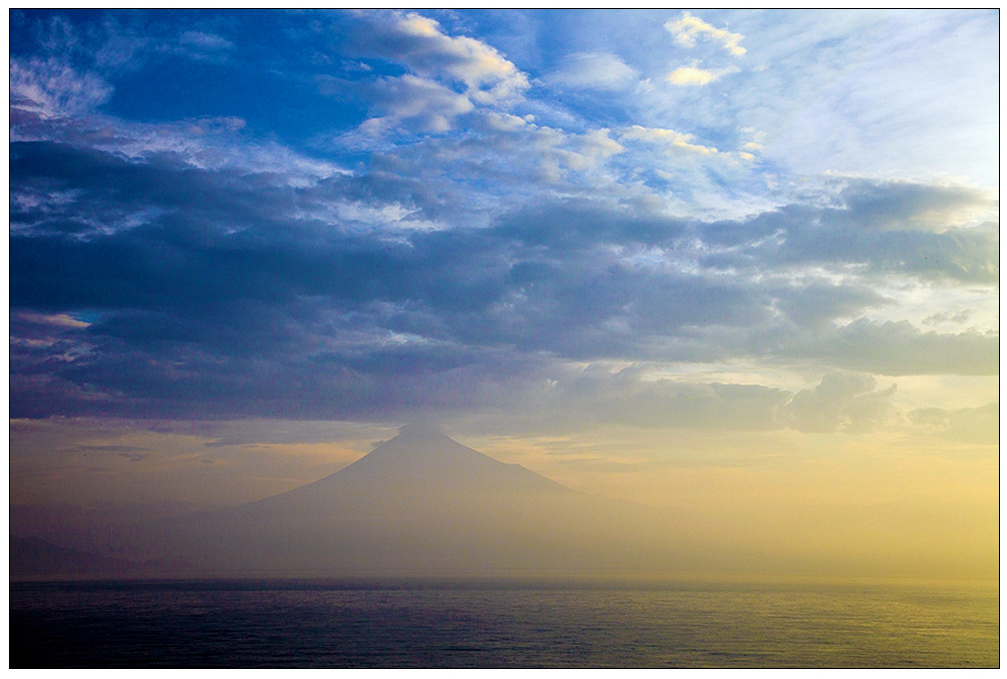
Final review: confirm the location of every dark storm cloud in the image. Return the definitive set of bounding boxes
[696,186,998,285]
[771,219,998,284]
[9,136,998,421]
[832,178,995,232]
[767,282,890,329]
[495,201,688,249]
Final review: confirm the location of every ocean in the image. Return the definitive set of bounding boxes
[9,577,999,668]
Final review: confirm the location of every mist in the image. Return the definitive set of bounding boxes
[11,422,997,583]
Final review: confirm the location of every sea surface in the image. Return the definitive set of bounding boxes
[9,576,999,668]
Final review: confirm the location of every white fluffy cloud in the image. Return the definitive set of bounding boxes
[666,65,738,86]
[360,74,476,134]
[620,125,720,155]
[340,11,532,134]
[665,11,747,57]
[381,12,529,103]
[352,11,529,118]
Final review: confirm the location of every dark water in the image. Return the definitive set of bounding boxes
[9,577,999,668]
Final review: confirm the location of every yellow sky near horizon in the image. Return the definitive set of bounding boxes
[10,410,998,582]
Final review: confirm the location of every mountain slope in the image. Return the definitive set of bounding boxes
[145,425,682,576]
[244,423,576,515]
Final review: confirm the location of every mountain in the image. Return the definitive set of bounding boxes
[248,422,577,511]
[138,424,683,577]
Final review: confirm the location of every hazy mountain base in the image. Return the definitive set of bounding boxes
[141,426,705,576]
[12,426,725,579]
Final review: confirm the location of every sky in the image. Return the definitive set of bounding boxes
[9,9,1000,579]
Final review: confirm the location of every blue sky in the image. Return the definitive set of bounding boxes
[8,11,1000,568]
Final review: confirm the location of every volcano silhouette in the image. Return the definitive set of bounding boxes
[150,424,680,576]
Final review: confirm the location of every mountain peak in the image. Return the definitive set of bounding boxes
[318,424,572,496]
[356,423,493,477]
[395,421,450,440]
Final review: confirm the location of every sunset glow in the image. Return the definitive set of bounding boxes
[10,9,999,583]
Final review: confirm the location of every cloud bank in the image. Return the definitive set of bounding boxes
[9,10,999,438]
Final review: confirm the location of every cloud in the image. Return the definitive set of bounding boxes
[523,365,792,432]
[74,444,151,462]
[358,74,476,134]
[909,403,998,445]
[753,11,998,187]
[333,11,532,134]
[538,127,625,178]
[378,11,528,101]
[11,311,91,331]
[7,14,998,429]
[182,116,246,136]
[788,320,998,377]
[354,113,629,193]
[666,67,715,86]
[620,125,720,155]
[544,52,639,91]
[10,105,347,197]
[921,309,972,326]
[10,57,112,120]
[666,66,737,86]
[833,178,997,232]
[10,140,996,427]
[178,31,235,52]
[781,371,896,433]
[697,181,999,284]
[665,12,746,57]
[767,281,891,330]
